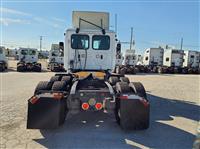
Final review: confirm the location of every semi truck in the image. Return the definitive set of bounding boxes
[143,47,164,73]
[17,48,41,72]
[158,49,184,74]
[115,28,137,75]
[0,46,8,72]
[47,43,65,72]
[182,50,200,74]
[27,11,150,130]
[117,49,137,74]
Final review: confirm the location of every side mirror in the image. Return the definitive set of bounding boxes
[76,28,80,33]
[59,42,64,51]
[102,29,106,35]
[116,42,121,53]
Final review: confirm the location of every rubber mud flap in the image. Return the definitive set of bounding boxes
[27,95,66,129]
[120,99,150,130]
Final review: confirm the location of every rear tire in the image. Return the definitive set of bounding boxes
[109,76,119,86]
[115,82,149,130]
[115,82,131,93]
[34,81,53,95]
[61,76,71,84]
[120,77,130,84]
[50,76,61,83]
[158,67,163,74]
[52,81,67,92]
[17,63,25,72]
[33,65,41,72]
[129,82,147,99]
[115,82,131,125]
[120,67,126,75]
[0,64,5,72]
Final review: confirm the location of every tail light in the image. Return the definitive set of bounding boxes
[30,96,38,104]
[140,98,149,107]
[82,103,89,110]
[53,93,64,100]
[95,103,103,110]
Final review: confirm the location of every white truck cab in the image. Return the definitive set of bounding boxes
[124,49,137,66]
[183,50,199,68]
[18,48,38,63]
[163,49,184,67]
[143,47,164,66]
[17,48,41,72]
[64,11,117,72]
[48,44,64,72]
[0,46,8,71]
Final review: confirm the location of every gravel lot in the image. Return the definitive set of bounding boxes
[0,66,200,148]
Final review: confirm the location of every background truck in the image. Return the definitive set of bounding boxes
[182,50,200,74]
[142,47,164,73]
[115,28,137,75]
[158,49,184,74]
[27,11,150,131]
[0,46,8,72]
[47,43,65,72]
[17,48,41,72]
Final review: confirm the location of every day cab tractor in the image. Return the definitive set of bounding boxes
[17,48,41,72]
[27,11,149,130]
[47,43,65,72]
[0,46,8,72]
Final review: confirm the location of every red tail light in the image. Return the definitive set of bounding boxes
[140,98,149,107]
[95,103,103,110]
[82,103,89,110]
[30,96,38,104]
[53,93,64,100]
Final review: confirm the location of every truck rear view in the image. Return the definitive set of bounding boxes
[27,11,150,131]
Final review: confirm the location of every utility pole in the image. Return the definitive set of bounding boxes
[39,36,44,51]
[180,37,183,50]
[130,27,133,50]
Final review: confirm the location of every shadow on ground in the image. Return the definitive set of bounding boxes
[34,94,200,149]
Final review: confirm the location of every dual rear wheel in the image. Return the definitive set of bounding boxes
[110,76,149,130]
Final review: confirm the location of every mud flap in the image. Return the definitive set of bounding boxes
[27,95,67,129]
[120,99,150,130]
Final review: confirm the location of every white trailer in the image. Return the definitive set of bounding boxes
[0,46,8,72]
[27,11,149,131]
[48,44,65,72]
[17,48,41,72]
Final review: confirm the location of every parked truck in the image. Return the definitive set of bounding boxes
[158,49,184,74]
[116,49,137,74]
[182,50,200,74]
[0,46,8,72]
[47,43,65,72]
[17,48,41,72]
[27,11,149,130]
[143,47,164,73]
[115,28,137,75]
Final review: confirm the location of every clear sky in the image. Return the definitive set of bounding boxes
[1,0,199,54]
